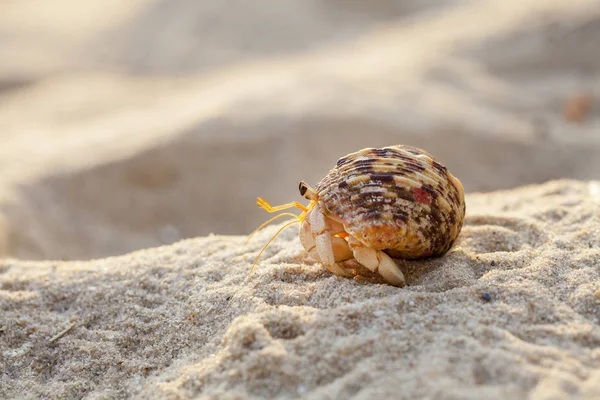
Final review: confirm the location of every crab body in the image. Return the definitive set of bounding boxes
[252,145,466,287]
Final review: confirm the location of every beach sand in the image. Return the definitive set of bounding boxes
[1,180,599,399]
[1,0,600,398]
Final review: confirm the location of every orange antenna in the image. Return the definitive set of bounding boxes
[248,218,301,277]
[246,212,299,244]
[247,197,315,278]
[256,197,308,213]
[246,197,308,243]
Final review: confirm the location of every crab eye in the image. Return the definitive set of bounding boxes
[299,182,308,196]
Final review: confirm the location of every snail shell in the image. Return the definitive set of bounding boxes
[315,145,465,259]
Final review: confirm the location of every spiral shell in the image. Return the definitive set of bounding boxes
[314,145,465,259]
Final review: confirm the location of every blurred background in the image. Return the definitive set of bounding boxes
[0,0,599,260]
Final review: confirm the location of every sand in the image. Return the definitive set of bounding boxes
[1,180,599,399]
[1,0,600,398]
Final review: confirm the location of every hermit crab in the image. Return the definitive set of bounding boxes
[248,145,466,287]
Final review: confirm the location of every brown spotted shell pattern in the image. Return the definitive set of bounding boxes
[315,145,465,259]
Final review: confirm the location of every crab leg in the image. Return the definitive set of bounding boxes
[347,236,405,287]
[299,205,353,277]
[299,204,405,287]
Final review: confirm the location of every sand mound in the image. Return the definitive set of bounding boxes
[1,180,599,399]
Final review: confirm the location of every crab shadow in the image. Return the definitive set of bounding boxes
[392,214,549,292]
